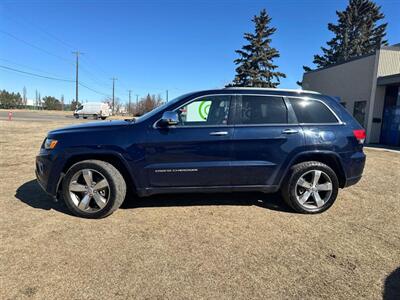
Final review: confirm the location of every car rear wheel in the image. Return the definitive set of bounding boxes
[282,161,339,214]
[62,160,126,218]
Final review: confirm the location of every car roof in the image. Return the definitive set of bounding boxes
[183,88,322,99]
[223,87,320,94]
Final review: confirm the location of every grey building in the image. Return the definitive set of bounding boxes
[302,44,400,146]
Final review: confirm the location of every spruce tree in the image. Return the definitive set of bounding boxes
[311,0,388,69]
[229,9,286,88]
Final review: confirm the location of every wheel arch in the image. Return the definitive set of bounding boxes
[281,151,347,188]
[57,152,137,195]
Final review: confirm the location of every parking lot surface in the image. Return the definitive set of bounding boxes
[0,118,399,299]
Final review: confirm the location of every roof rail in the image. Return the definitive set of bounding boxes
[223,87,320,94]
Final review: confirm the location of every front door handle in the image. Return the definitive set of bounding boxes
[209,131,228,136]
[282,128,299,134]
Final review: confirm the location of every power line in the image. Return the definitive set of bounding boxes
[81,55,111,79]
[0,65,74,82]
[0,30,73,65]
[1,26,131,101]
[0,64,110,97]
[0,28,109,91]
[3,14,76,51]
[0,58,67,78]
[79,82,110,97]
[4,14,120,89]
[79,63,112,88]
[2,21,115,92]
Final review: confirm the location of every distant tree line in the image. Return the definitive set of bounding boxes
[0,89,80,111]
[126,94,164,116]
[0,90,23,109]
[0,87,163,116]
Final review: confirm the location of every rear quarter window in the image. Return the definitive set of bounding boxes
[289,98,338,124]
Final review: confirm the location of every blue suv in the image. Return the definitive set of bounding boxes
[36,88,366,218]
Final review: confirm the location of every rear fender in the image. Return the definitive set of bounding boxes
[278,150,347,188]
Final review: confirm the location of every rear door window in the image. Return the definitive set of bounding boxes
[236,95,288,125]
[289,98,338,124]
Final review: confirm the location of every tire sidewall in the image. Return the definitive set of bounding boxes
[288,163,339,213]
[62,161,120,219]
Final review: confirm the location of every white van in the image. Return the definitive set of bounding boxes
[74,102,111,120]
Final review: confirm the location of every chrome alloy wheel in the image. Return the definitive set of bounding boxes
[69,169,110,212]
[295,170,333,209]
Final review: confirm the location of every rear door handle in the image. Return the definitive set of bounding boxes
[282,129,299,134]
[209,131,228,136]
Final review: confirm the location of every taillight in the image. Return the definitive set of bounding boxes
[353,129,366,144]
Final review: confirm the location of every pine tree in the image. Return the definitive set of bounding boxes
[311,0,388,69]
[229,9,286,88]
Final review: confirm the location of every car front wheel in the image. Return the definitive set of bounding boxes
[62,160,126,218]
[282,161,339,214]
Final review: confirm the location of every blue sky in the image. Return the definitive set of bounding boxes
[0,0,399,104]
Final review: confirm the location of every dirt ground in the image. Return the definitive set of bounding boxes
[0,119,399,299]
[0,109,130,122]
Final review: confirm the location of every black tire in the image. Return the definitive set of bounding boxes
[74,114,79,119]
[62,160,126,218]
[83,116,88,119]
[281,161,339,214]
[101,116,107,120]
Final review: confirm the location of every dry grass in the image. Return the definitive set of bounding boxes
[0,108,131,120]
[0,108,71,115]
[0,119,399,299]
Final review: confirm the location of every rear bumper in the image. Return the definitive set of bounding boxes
[344,175,362,187]
[341,150,366,188]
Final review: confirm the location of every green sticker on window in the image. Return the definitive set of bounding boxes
[198,100,211,120]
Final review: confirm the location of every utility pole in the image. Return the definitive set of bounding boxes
[166,89,169,102]
[35,90,38,110]
[128,90,132,115]
[72,51,83,104]
[111,77,117,114]
[135,94,139,115]
[61,94,65,111]
[22,86,27,108]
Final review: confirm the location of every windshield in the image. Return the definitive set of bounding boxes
[135,92,193,123]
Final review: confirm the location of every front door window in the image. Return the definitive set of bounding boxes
[176,96,231,126]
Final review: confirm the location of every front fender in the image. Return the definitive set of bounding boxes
[53,146,139,194]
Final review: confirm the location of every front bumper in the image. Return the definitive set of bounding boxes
[36,150,63,197]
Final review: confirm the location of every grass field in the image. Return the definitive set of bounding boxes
[0,119,399,299]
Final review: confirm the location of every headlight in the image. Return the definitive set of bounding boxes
[44,138,58,150]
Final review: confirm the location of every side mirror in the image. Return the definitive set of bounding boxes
[158,111,179,127]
